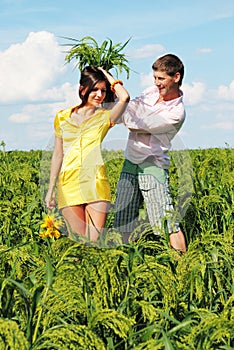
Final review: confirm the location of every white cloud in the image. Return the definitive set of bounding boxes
[0,31,66,103]
[40,82,79,105]
[9,113,32,123]
[140,72,154,87]
[8,82,79,124]
[196,48,212,54]
[202,121,234,130]
[9,103,52,124]
[27,124,54,140]
[217,80,234,100]
[127,44,166,59]
[183,81,206,106]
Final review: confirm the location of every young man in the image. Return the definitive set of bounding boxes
[114,54,187,253]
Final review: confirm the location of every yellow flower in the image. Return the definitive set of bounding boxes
[39,213,63,239]
[53,229,61,239]
[40,214,62,229]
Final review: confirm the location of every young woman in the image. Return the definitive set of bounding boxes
[45,66,129,241]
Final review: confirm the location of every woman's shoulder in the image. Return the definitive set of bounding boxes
[94,108,112,126]
[56,105,78,121]
[95,107,111,118]
[54,105,78,134]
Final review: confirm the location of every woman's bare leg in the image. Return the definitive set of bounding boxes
[85,201,110,241]
[61,205,86,237]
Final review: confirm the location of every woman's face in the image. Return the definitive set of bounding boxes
[86,81,107,107]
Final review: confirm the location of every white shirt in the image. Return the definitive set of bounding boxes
[123,85,185,169]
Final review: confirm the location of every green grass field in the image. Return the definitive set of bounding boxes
[0,147,233,349]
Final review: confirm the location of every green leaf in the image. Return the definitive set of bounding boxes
[45,254,53,288]
[61,35,131,78]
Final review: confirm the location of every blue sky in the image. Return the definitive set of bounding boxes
[0,0,233,151]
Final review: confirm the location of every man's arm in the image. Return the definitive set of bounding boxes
[124,103,185,135]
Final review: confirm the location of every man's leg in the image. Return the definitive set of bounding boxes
[139,173,166,234]
[162,173,186,253]
[114,172,143,243]
[139,173,186,253]
[169,231,186,254]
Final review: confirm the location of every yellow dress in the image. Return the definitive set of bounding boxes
[54,106,114,209]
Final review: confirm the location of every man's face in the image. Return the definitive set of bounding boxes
[153,70,180,100]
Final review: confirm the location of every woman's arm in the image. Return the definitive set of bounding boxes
[45,136,63,209]
[98,67,130,123]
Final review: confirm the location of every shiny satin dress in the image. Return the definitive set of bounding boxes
[54,106,113,209]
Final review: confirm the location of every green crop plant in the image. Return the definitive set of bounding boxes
[0,147,233,348]
[62,36,131,78]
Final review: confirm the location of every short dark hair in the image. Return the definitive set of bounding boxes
[79,66,115,107]
[152,54,184,86]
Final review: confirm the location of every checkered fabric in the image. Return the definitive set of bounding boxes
[114,171,180,235]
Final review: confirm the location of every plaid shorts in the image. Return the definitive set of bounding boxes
[113,160,180,235]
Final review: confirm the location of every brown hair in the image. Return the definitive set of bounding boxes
[78,66,115,107]
[152,54,184,86]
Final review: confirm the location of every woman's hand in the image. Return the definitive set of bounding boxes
[45,189,56,209]
[98,67,115,84]
[45,136,63,210]
[98,66,130,122]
